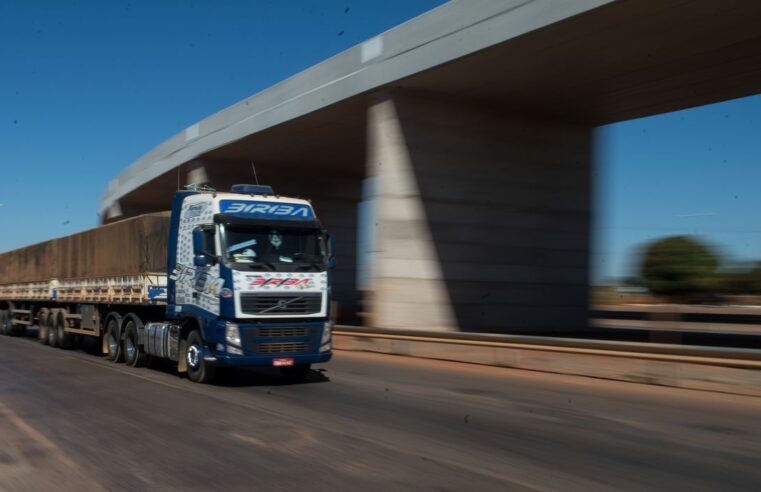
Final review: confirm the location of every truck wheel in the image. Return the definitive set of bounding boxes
[3,310,14,336]
[47,314,59,348]
[185,330,215,384]
[0,311,9,335]
[56,314,73,349]
[8,312,16,336]
[38,310,49,344]
[280,364,312,383]
[123,317,149,368]
[12,321,26,337]
[104,317,123,362]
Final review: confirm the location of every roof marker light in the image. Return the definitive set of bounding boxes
[231,184,274,195]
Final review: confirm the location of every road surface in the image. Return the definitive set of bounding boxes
[0,333,760,491]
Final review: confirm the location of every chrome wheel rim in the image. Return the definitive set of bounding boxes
[187,344,201,369]
[108,332,118,355]
[126,337,135,361]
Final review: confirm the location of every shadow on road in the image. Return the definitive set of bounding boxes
[212,366,330,387]
[19,325,329,388]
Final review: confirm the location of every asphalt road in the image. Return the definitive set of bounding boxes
[1,333,760,491]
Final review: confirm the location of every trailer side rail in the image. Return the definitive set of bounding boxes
[0,274,167,305]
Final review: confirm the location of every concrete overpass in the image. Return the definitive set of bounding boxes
[100,0,761,333]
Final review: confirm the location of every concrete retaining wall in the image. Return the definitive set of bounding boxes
[334,331,761,398]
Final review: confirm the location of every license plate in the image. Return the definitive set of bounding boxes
[272,358,294,367]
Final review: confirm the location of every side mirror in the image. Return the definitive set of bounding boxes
[192,226,216,266]
[326,233,337,269]
[192,228,205,256]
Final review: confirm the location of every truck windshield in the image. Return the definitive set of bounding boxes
[221,224,328,271]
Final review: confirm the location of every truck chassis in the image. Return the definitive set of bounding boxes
[1,274,171,365]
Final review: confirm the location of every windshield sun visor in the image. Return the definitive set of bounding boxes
[214,213,322,230]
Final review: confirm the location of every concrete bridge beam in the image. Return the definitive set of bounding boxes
[365,92,592,333]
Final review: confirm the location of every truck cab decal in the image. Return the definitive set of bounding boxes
[220,200,314,220]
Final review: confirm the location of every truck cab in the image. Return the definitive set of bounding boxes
[167,184,334,382]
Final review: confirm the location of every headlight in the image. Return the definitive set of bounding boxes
[225,322,243,355]
[320,321,333,352]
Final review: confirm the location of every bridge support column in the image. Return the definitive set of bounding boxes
[364,93,592,334]
[306,187,362,325]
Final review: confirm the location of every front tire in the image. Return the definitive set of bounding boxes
[185,330,215,384]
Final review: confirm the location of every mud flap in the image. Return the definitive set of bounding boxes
[177,338,188,373]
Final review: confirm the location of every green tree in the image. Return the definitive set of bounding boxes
[639,236,720,297]
[747,263,761,294]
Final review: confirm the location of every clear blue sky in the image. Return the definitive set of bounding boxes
[1,1,759,282]
[594,94,761,282]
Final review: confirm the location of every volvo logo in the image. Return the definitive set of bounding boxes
[259,296,305,314]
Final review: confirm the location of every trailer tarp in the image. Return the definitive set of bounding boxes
[0,212,170,284]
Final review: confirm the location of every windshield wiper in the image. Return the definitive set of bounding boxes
[237,260,276,271]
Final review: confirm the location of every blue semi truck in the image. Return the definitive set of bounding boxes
[0,184,334,383]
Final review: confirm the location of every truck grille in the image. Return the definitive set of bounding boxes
[258,327,310,338]
[240,293,322,315]
[256,342,307,354]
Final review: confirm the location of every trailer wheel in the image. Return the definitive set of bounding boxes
[0,311,9,336]
[123,316,149,368]
[47,313,59,348]
[185,330,215,384]
[38,310,49,344]
[56,313,73,349]
[4,310,15,336]
[104,317,123,362]
[280,364,312,383]
[12,321,26,337]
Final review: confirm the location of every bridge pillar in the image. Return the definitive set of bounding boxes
[301,183,362,325]
[364,92,592,333]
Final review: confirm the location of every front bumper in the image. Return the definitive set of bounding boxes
[207,320,332,367]
[210,351,331,367]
